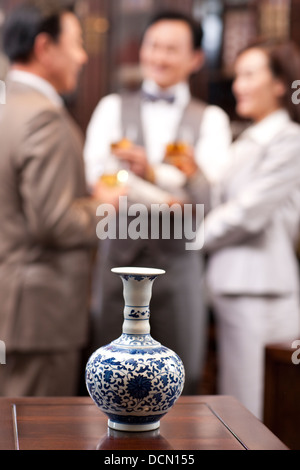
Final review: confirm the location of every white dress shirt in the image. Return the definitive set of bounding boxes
[84,80,232,198]
[7,69,63,108]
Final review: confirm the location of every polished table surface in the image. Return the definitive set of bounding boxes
[0,396,288,451]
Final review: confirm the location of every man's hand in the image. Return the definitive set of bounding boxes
[113,145,154,181]
[92,179,128,209]
[166,145,199,178]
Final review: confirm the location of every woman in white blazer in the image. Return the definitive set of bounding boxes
[182,40,300,420]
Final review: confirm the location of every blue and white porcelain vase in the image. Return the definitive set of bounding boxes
[85,267,185,432]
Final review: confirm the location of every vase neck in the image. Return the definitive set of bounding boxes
[123,305,151,335]
[120,274,156,336]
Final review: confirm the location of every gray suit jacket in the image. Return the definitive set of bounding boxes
[204,111,300,295]
[0,81,98,352]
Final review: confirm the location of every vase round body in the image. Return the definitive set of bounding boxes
[85,267,185,432]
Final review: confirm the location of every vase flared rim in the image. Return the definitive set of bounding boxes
[112,267,165,277]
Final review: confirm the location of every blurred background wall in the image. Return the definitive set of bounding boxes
[1,0,299,134]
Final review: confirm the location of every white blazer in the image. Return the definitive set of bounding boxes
[203,109,300,296]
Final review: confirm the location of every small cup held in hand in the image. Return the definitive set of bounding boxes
[164,141,189,167]
[100,139,132,187]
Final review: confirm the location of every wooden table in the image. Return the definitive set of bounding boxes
[0,396,288,451]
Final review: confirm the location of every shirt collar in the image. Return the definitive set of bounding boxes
[243,109,291,145]
[7,70,64,108]
[142,79,190,108]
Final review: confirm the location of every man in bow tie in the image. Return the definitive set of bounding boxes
[84,10,232,395]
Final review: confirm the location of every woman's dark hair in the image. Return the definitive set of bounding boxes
[238,39,300,123]
[2,0,75,63]
[144,10,203,51]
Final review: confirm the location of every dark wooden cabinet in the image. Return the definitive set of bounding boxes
[264,342,300,450]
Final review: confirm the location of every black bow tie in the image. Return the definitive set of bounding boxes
[142,90,176,104]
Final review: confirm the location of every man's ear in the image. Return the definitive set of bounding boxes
[32,32,55,64]
[274,78,287,100]
[191,50,205,74]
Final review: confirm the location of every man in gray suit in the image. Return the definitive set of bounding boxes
[0,1,124,397]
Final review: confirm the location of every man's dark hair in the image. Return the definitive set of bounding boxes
[145,10,203,50]
[2,0,75,63]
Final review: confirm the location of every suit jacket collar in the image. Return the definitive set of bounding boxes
[243,109,291,146]
[7,70,64,108]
